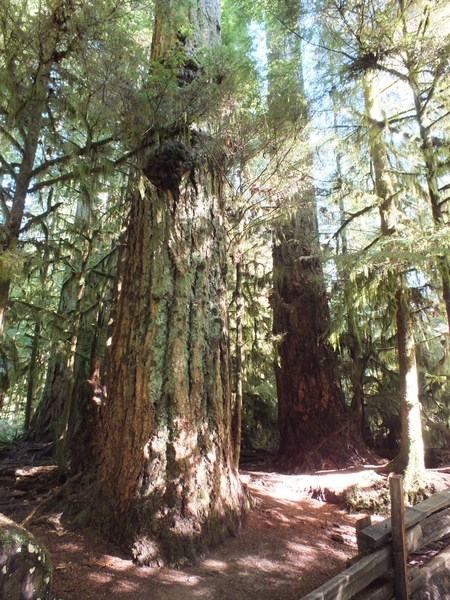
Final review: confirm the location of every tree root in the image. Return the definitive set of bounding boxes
[20,472,83,528]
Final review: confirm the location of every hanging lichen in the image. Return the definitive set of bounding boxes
[0,251,24,283]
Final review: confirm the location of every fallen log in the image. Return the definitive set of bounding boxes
[0,513,52,600]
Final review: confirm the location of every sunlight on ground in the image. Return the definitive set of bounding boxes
[25,464,450,599]
[89,572,114,584]
[70,467,393,599]
[57,541,85,552]
[161,570,203,585]
[202,559,228,571]
[96,554,138,572]
[286,540,321,555]
[236,555,287,572]
[113,580,138,593]
[241,466,385,500]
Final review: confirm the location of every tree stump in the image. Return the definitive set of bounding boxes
[0,513,52,599]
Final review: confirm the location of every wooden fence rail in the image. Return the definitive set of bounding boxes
[300,482,450,600]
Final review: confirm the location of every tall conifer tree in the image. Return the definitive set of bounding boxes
[268,1,358,470]
[86,0,248,566]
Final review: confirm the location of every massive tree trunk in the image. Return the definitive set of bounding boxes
[272,206,352,471]
[87,0,247,566]
[268,3,356,471]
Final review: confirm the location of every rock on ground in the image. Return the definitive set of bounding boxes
[0,513,52,600]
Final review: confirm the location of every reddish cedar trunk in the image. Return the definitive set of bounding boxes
[267,2,357,471]
[272,208,352,471]
[92,141,247,565]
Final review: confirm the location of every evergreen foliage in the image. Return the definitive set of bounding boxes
[1,0,450,500]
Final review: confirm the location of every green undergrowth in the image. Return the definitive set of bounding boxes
[344,480,437,515]
[0,416,23,443]
[345,481,391,515]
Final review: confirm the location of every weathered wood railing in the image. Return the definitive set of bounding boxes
[300,478,450,600]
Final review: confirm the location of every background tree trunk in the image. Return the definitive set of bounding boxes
[268,2,355,471]
[363,71,426,485]
[26,181,117,446]
[393,287,426,486]
[272,207,352,471]
[24,317,41,432]
[26,274,82,443]
[232,256,243,466]
[332,102,372,441]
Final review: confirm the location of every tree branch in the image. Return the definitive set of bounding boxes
[329,202,378,244]
[0,153,18,179]
[0,187,11,220]
[27,147,140,194]
[20,202,63,235]
[0,125,24,155]
[30,135,115,178]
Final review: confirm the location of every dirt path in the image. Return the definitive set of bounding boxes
[2,462,450,600]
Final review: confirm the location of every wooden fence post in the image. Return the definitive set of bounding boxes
[356,515,372,553]
[390,474,409,600]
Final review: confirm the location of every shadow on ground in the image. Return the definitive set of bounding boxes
[35,470,370,600]
[3,463,450,600]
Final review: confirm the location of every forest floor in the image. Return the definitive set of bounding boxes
[1,446,450,600]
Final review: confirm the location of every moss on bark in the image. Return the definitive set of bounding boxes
[0,513,52,599]
[88,131,249,566]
